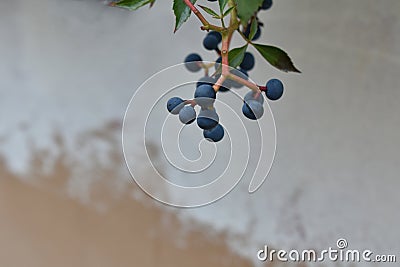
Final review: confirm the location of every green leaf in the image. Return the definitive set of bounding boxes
[218,0,229,13]
[198,5,220,18]
[248,18,258,41]
[223,6,235,17]
[228,45,248,68]
[111,0,154,11]
[234,0,263,25]
[173,0,197,32]
[253,44,301,73]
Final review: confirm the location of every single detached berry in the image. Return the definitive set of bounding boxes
[179,105,196,124]
[196,76,216,88]
[167,97,184,114]
[244,91,264,104]
[261,0,273,10]
[197,108,219,130]
[194,84,216,107]
[265,78,284,100]
[242,100,264,120]
[203,124,224,142]
[240,52,255,71]
[244,24,261,41]
[207,31,222,43]
[203,34,219,50]
[184,53,202,72]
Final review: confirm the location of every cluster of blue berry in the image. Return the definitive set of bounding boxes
[167,0,283,143]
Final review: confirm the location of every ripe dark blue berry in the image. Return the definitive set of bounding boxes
[167,97,184,114]
[184,53,202,72]
[238,68,249,80]
[194,84,216,107]
[213,72,235,91]
[203,124,224,142]
[214,56,222,71]
[221,79,234,90]
[265,78,284,100]
[244,24,261,41]
[196,76,216,88]
[226,69,249,89]
[244,91,264,104]
[197,109,219,130]
[207,31,222,43]
[218,81,230,92]
[261,0,273,10]
[203,34,219,50]
[207,0,217,2]
[242,100,264,120]
[179,105,196,124]
[240,52,255,71]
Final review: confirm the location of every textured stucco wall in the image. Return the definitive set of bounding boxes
[1,0,399,266]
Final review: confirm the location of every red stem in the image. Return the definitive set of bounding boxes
[182,0,208,26]
[259,86,267,91]
[182,0,224,31]
[228,73,260,92]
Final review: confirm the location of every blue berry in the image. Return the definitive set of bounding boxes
[242,100,264,120]
[203,124,224,142]
[261,0,273,10]
[214,56,222,71]
[196,76,216,88]
[240,52,255,71]
[179,105,196,124]
[197,108,219,130]
[212,73,232,92]
[194,84,216,107]
[244,91,264,104]
[238,68,249,80]
[232,69,249,88]
[167,97,184,114]
[207,31,222,43]
[217,81,230,92]
[244,24,261,41]
[218,81,230,92]
[265,78,284,100]
[203,34,219,50]
[207,0,217,2]
[184,53,202,72]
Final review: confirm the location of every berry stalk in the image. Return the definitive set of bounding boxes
[183,0,265,93]
[212,0,239,92]
[227,72,260,92]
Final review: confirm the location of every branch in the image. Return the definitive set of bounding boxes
[182,0,224,31]
[213,0,239,92]
[227,73,260,92]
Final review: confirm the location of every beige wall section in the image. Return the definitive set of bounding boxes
[0,165,253,267]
